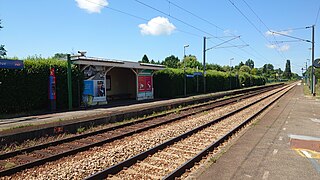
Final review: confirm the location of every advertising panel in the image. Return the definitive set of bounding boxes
[83,80,106,105]
[138,76,152,92]
[49,68,56,100]
[137,75,153,100]
[93,80,106,102]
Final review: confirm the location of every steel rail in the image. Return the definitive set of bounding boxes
[0,85,282,176]
[85,85,291,180]
[164,84,294,179]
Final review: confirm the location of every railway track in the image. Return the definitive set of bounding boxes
[85,83,295,180]
[0,84,283,177]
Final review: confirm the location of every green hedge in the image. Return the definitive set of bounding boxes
[154,68,266,98]
[0,58,84,114]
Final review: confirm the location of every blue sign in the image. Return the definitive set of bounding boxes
[83,80,94,95]
[193,72,203,76]
[0,59,24,69]
[186,74,194,78]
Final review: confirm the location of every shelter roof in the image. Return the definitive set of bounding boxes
[71,56,165,70]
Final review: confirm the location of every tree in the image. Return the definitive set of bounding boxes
[141,54,150,63]
[162,55,180,68]
[0,19,6,58]
[245,59,254,69]
[53,53,68,59]
[239,65,251,73]
[235,61,245,70]
[262,64,274,74]
[283,59,292,79]
[206,63,222,71]
[182,55,202,69]
[251,68,258,75]
[0,45,6,58]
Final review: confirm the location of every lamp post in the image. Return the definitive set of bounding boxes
[229,58,234,89]
[306,59,309,87]
[184,44,189,96]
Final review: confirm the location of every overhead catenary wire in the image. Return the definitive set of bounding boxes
[134,0,221,39]
[315,4,320,25]
[84,0,202,38]
[135,0,266,64]
[84,0,252,63]
[163,0,273,65]
[229,0,285,63]
[241,0,288,62]
[229,0,305,68]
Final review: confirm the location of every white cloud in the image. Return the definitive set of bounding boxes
[223,29,238,36]
[266,44,277,49]
[266,44,290,51]
[75,0,108,13]
[265,29,292,36]
[139,16,176,36]
[278,44,290,51]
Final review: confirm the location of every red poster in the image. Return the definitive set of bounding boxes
[138,76,152,92]
[145,76,152,91]
[138,76,146,92]
[49,68,56,100]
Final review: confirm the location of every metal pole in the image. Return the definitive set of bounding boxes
[306,61,308,86]
[311,25,316,96]
[67,54,73,110]
[203,37,206,93]
[229,58,233,90]
[183,45,189,96]
[184,47,186,96]
[196,66,199,93]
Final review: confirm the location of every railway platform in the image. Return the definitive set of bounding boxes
[197,83,320,179]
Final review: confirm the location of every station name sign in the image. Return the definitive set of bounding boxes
[314,58,320,68]
[0,59,24,69]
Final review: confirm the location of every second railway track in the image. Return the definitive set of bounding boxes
[0,84,289,179]
[86,83,295,180]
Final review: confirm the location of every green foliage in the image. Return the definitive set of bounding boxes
[52,53,68,60]
[206,63,223,71]
[235,61,244,70]
[0,58,84,114]
[182,55,202,69]
[245,59,254,69]
[263,64,274,74]
[141,54,150,63]
[251,68,258,75]
[162,55,180,68]
[239,65,251,73]
[154,68,266,98]
[283,59,292,79]
[0,20,6,58]
[0,45,6,58]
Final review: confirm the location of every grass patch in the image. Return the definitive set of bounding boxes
[4,162,16,169]
[9,124,34,130]
[76,127,85,133]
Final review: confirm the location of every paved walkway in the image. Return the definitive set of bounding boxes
[198,83,320,179]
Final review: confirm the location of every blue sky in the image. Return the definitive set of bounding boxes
[1,0,320,74]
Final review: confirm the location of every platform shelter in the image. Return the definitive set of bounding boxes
[71,56,165,105]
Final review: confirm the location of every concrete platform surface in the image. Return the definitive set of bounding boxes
[198,83,320,180]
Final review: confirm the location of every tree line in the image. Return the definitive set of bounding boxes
[140,54,298,81]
